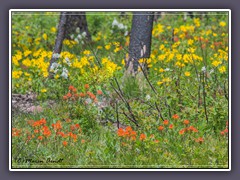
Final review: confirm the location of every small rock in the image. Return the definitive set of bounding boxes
[26,106,43,114]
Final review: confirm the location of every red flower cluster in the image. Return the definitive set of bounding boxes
[87,91,97,102]
[63,85,78,100]
[179,126,198,135]
[158,120,174,131]
[42,126,51,137]
[117,126,137,141]
[139,133,147,141]
[63,85,103,103]
[183,120,190,125]
[12,128,21,137]
[158,126,164,131]
[220,120,229,136]
[117,126,148,141]
[195,137,204,144]
[27,118,52,140]
[172,114,179,119]
[52,120,62,131]
[163,120,169,125]
[70,124,81,131]
[12,118,84,146]
[31,118,47,127]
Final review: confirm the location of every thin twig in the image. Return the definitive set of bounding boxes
[115,101,120,129]
[110,80,138,126]
[202,72,209,123]
[223,80,229,100]
[155,102,164,121]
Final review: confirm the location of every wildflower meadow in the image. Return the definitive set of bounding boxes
[11,11,229,169]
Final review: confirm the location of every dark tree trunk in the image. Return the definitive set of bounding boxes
[188,12,194,19]
[120,12,126,17]
[65,12,91,41]
[48,12,92,78]
[153,12,162,22]
[126,11,154,75]
[48,12,68,78]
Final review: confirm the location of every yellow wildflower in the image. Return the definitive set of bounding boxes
[219,66,226,73]
[41,89,47,93]
[185,72,191,77]
[105,44,111,50]
[43,33,48,41]
[219,21,226,27]
[159,68,165,73]
[51,27,57,33]
[212,60,221,67]
[83,50,91,55]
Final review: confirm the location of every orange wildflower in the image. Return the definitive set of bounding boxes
[63,95,68,100]
[66,92,72,98]
[97,90,103,95]
[139,133,146,141]
[42,126,51,137]
[52,121,62,131]
[73,93,79,99]
[126,126,133,132]
[223,128,228,133]
[69,85,74,91]
[32,121,41,127]
[195,137,204,144]
[172,114,179,119]
[169,124,174,129]
[12,128,21,137]
[62,141,68,147]
[34,129,39,134]
[68,132,73,136]
[117,128,125,137]
[174,36,179,42]
[39,118,47,125]
[131,131,137,136]
[179,129,185,135]
[124,130,130,136]
[183,120,190,125]
[38,136,43,141]
[84,84,89,89]
[154,140,160,143]
[130,131,137,140]
[72,88,77,93]
[158,126,164,131]
[89,93,96,100]
[81,139,86,144]
[79,92,85,97]
[86,91,96,100]
[70,124,80,131]
[188,126,198,132]
[163,120,169,125]
[131,136,137,141]
[70,134,77,141]
[57,131,65,137]
[43,130,51,137]
[220,131,225,136]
